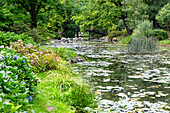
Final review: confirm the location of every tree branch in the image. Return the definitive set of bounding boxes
[19,2,31,13]
[36,2,42,14]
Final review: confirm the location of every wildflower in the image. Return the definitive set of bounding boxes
[0,57,3,61]
[30,60,33,63]
[28,96,33,101]
[38,80,41,83]
[37,91,40,94]
[20,70,23,73]
[21,60,25,63]
[13,55,17,60]
[21,81,25,85]
[3,65,7,68]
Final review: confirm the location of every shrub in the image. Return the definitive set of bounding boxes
[9,40,61,72]
[39,47,77,61]
[55,48,77,61]
[10,21,55,43]
[132,20,153,38]
[0,31,36,47]
[0,48,38,112]
[152,29,168,40]
[158,39,170,45]
[63,20,79,38]
[107,31,123,38]
[119,35,132,44]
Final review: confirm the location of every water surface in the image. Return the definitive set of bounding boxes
[50,41,170,112]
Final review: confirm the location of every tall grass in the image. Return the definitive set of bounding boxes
[128,37,158,53]
[32,61,96,112]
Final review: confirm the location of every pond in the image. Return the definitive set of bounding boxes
[49,41,170,112]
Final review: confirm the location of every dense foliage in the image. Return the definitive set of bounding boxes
[0,31,36,47]
[156,3,170,39]
[9,40,61,72]
[152,29,168,40]
[0,48,38,112]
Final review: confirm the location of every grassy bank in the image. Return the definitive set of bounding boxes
[158,39,170,45]
[31,47,96,112]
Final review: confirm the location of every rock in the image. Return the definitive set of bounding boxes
[72,38,84,42]
[100,37,111,42]
[71,56,84,63]
[61,38,70,43]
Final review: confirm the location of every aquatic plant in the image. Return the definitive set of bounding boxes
[128,37,158,53]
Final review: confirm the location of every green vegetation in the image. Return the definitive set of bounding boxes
[156,3,170,39]
[158,39,170,45]
[0,31,96,112]
[32,64,95,112]
[119,36,132,44]
[0,31,36,46]
[152,29,168,40]
[10,40,61,73]
[39,47,77,61]
[0,0,170,112]
[0,48,38,112]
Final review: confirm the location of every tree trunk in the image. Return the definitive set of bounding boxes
[30,3,37,28]
[153,18,160,29]
[122,15,133,35]
[31,13,37,28]
[168,21,169,40]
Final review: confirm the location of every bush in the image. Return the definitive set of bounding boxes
[0,31,36,47]
[63,20,79,38]
[39,47,77,61]
[119,35,132,44]
[10,22,55,43]
[132,20,153,38]
[0,48,38,112]
[159,39,170,45]
[107,31,122,38]
[152,29,168,40]
[9,40,61,72]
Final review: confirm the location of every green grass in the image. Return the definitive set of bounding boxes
[158,39,170,45]
[31,51,96,112]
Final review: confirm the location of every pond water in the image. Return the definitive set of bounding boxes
[49,41,170,112]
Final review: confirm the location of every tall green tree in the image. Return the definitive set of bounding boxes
[5,0,58,28]
[125,0,149,30]
[143,0,168,29]
[73,0,134,35]
[156,3,170,39]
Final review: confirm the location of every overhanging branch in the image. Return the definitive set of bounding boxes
[19,2,31,13]
[36,2,42,14]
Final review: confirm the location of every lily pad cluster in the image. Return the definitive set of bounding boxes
[0,48,38,112]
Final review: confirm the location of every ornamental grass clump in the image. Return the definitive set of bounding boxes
[128,37,158,53]
[128,20,158,53]
[10,40,61,72]
[0,48,38,112]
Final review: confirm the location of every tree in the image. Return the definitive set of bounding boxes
[73,0,133,35]
[125,0,149,30]
[143,0,168,29]
[156,3,170,39]
[5,0,58,28]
